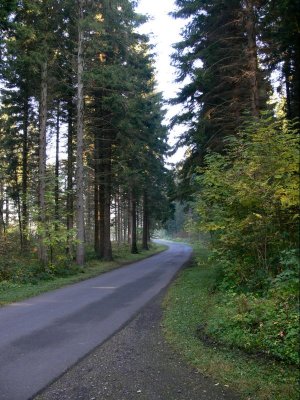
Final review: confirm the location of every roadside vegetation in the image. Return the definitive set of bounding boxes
[163,242,299,400]
[0,241,166,306]
[163,117,299,399]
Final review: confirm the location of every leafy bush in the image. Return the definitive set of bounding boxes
[185,116,300,366]
[193,116,299,288]
[163,246,299,400]
[0,259,16,281]
[0,249,75,285]
[205,287,299,365]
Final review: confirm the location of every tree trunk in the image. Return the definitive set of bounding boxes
[113,196,117,243]
[295,39,300,120]
[0,182,5,238]
[55,100,60,229]
[128,194,132,245]
[15,174,23,250]
[244,0,260,118]
[76,0,85,266]
[130,188,138,254]
[120,194,124,243]
[5,194,9,228]
[86,169,93,244]
[142,190,149,250]
[117,190,122,244]
[123,198,127,243]
[99,178,105,258]
[103,143,112,261]
[94,163,100,256]
[94,134,101,256]
[21,96,29,249]
[98,132,106,258]
[66,98,74,256]
[38,59,48,264]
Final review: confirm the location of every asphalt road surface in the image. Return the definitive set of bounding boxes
[35,291,240,400]
[0,241,192,400]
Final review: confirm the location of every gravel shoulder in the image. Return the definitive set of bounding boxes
[35,291,240,400]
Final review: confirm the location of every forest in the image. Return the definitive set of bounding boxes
[0,0,173,278]
[0,0,299,392]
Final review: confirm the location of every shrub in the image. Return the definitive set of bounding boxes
[205,289,299,365]
[192,116,299,288]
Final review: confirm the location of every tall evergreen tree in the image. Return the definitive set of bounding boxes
[258,0,300,120]
[171,0,269,198]
[75,0,85,266]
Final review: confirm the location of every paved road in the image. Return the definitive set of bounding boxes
[0,241,192,400]
[35,291,240,400]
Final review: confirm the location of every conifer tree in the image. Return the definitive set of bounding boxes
[258,0,300,120]
[171,0,269,199]
[75,0,85,265]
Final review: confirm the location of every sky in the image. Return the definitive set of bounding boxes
[135,0,187,165]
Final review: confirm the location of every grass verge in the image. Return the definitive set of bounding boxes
[0,242,167,306]
[163,241,299,400]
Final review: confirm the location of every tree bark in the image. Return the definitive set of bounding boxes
[76,0,85,266]
[94,135,101,256]
[123,198,128,243]
[5,194,9,228]
[103,142,112,261]
[94,177,100,254]
[295,39,300,120]
[130,188,138,254]
[128,194,132,245]
[117,189,121,244]
[244,0,260,118]
[15,172,23,250]
[38,59,48,264]
[66,98,74,256]
[21,96,29,249]
[98,131,106,258]
[86,169,93,244]
[55,100,60,229]
[142,190,149,250]
[0,182,5,238]
[99,178,105,258]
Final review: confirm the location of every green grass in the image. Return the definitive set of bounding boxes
[163,242,299,400]
[0,242,167,306]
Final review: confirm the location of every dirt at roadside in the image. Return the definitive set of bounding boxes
[35,292,240,400]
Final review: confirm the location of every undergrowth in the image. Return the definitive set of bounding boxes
[0,242,166,305]
[163,241,299,400]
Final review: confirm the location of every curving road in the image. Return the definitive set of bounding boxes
[0,241,192,400]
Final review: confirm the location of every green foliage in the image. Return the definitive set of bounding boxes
[258,0,300,120]
[38,220,77,266]
[193,116,299,289]
[0,230,166,285]
[0,247,79,284]
[0,242,167,306]
[176,116,300,377]
[206,290,299,365]
[163,242,299,400]
[1,0,170,267]
[0,224,77,284]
